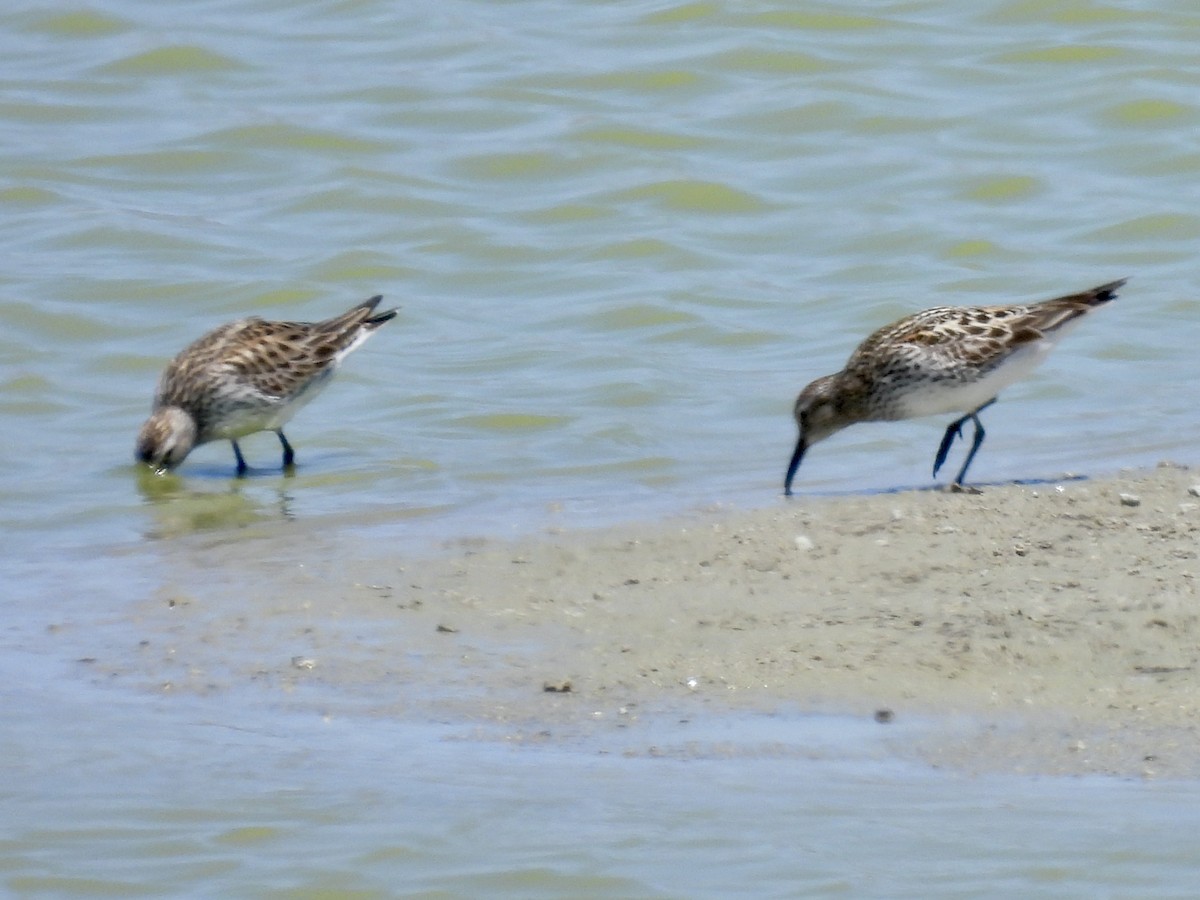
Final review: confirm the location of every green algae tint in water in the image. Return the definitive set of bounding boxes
[4,0,1197,563]
[2,1,1200,892]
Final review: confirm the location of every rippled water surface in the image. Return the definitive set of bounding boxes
[4,0,1200,893]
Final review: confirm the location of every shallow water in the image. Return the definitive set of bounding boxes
[5,0,1200,560]
[8,659,1200,897]
[4,0,1200,893]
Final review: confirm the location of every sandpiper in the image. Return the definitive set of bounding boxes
[136,295,396,476]
[784,279,1125,495]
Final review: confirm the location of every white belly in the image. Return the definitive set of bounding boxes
[208,368,335,439]
[894,339,1056,419]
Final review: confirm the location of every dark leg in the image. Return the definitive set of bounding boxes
[932,418,967,479]
[952,414,987,486]
[931,398,996,484]
[232,440,248,477]
[277,430,295,469]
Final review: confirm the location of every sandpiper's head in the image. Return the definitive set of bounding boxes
[784,374,851,496]
[136,407,197,474]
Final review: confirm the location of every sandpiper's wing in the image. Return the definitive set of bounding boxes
[157,296,396,406]
[846,279,1125,374]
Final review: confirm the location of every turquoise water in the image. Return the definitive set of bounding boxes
[4,0,1200,893]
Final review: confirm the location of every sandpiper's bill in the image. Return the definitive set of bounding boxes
[784,279,1126,495]
[136,295,396,476]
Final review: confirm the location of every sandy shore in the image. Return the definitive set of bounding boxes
[131,464,1200,778]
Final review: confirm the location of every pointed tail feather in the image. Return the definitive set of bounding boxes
[319,295,398,334]
[1028,278,1127,334]
[1072,278,1126,307]
[359,294,399,329]
[1046,278,1127,310]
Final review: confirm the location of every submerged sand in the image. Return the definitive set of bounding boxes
[128,464,1200,778]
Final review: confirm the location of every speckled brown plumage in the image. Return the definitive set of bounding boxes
[785,279,1125,495]
[136,295,396,475]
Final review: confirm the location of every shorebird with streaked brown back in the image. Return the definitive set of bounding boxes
[784,279,1126,495]
[136,295,396,476]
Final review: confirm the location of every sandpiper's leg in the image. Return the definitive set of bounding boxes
[932,417,967,479]
[932,398,996,483]
[953,413,988,486]
[277,430,295,469]
[232,441,249,477]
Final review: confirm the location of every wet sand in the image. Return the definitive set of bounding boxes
[129,464,1200,778]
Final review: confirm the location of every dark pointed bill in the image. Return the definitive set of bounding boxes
[784,436,807,496]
